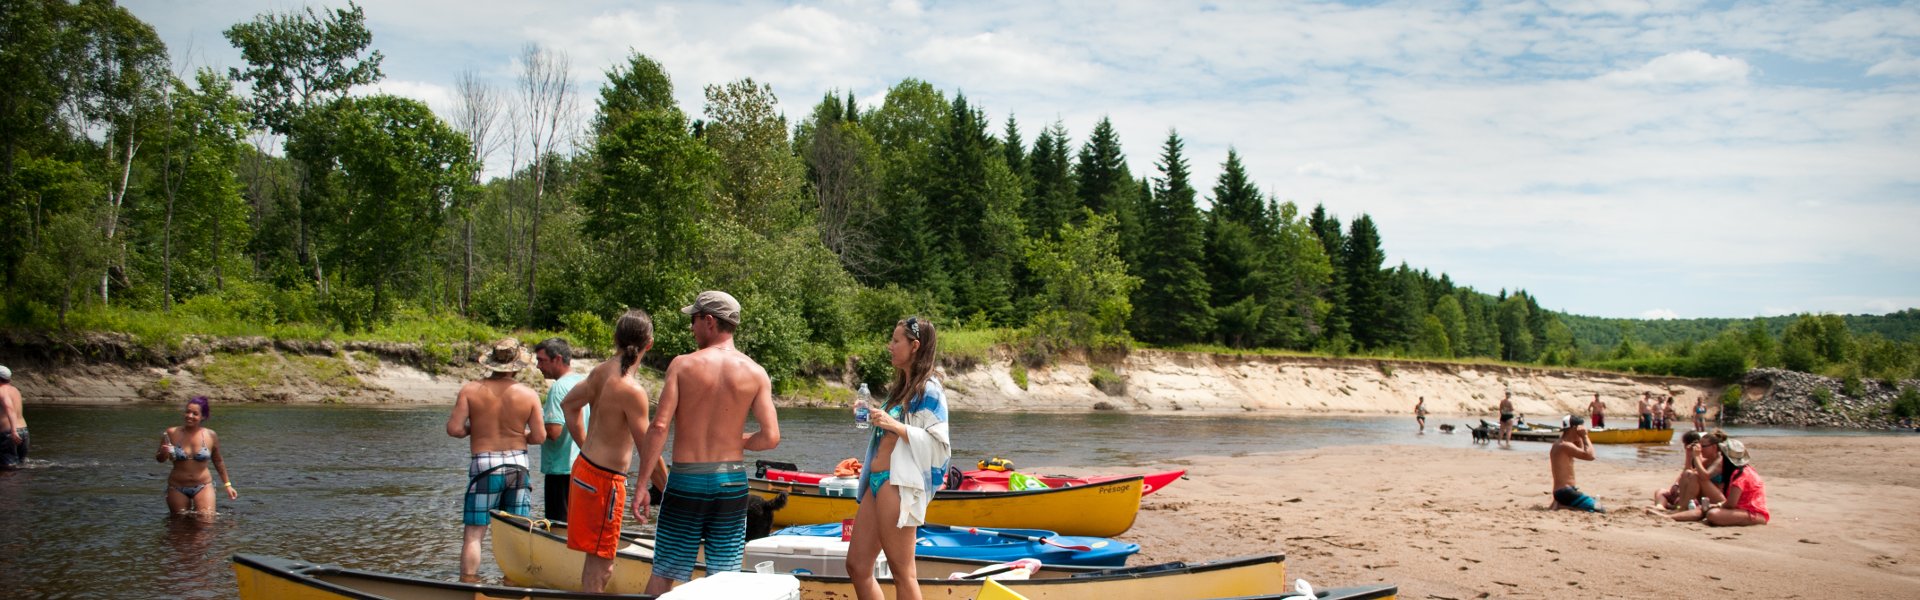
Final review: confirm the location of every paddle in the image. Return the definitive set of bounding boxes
[927,524,1092,552]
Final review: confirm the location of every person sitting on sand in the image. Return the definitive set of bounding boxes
[1669,437,1769,526]
[1653,430,1711,509]
[1549,415,1602,513]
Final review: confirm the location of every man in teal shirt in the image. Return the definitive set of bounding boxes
[534,338,588,519]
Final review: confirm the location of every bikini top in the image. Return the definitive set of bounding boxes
[170,430,211,462]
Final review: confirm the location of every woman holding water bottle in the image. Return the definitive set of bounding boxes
[846,316,951,600]
[154,396,238,515]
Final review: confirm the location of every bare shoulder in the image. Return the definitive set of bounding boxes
[457,380,485,395]
[732,351,770,378]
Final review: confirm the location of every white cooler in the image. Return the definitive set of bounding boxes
[658,571,800,600]
[743,534,851,576]
[743,535,894,578]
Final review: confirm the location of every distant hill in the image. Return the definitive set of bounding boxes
[1558,308,1920,350]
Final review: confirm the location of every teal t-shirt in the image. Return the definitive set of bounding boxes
[539,372,588,475]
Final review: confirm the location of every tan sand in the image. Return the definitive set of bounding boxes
[1116,436,1920,599]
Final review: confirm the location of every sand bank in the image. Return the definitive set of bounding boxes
[1115,435,1919,598]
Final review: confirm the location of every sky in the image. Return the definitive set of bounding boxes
[123,0,1920,320]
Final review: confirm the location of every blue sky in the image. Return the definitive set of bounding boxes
[125,0,1920,320]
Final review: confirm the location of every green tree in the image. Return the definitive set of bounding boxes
[1026,211,1140,350]
[224,1,384,289]
[1131,130,1213,345]
[1432,294,1467,357]
[148,69,252,308]
[1415,314,1451,357]
[704,78,807,234]
[1342,215,1388,349]
[864,79,947,296]
[1267,201,1335,349]
[1025,121,1077,241]
[292,95,474,321]
[1308,204,1350,344]
[1498,293,1536,362]
[926,93,996,313]
[576,53,715,320]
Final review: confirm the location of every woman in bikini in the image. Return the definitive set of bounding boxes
[1692,396,1707,431]
[846,317,951,600]
[154,397,237,514]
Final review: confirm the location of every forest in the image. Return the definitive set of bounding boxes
[4,1,1915,392]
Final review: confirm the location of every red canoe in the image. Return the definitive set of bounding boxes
[763,466,1185,497]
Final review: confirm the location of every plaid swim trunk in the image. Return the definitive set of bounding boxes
[464,450,531,526]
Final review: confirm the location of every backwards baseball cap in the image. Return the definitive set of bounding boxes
[681,290,742,326]
[0,365,11,380]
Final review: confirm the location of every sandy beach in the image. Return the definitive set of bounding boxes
[1118,435,1920,599]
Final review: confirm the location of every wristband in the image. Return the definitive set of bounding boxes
[223,482,234,488]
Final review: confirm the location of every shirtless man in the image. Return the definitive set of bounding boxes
[1497,392,1516,447]
[1414,397,1428,433]
[1638,392,1655,430]
[561,310,670,593]
[0,366,27,470]
[1550,415,1602,512]
[1587,393,1605,430]
[445,339,545,581]
[634,291,781,594]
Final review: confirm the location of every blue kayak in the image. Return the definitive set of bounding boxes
[770,523,1139,567]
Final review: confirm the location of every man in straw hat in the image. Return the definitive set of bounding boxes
[634,290,782,594]
[0,365,26,470]
[1549,414,1604,513]
[446,338,545,581]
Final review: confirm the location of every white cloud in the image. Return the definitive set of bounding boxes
[1640,308,1682,320]
[1295,161,1377,183]
[1866,55,1920,77]
[361,80,455,112]
[1599,50,1751,85]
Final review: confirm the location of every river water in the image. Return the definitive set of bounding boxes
[0,404,1902,598]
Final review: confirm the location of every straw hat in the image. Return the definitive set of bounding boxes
[478,338,533,373]
[1719,438,1750,467]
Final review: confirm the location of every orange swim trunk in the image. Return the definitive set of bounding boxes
[566,454,628,560]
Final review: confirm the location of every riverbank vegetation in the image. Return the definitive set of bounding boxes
[4,2,1915,394]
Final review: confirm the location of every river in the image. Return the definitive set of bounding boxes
[0,404,1899,598]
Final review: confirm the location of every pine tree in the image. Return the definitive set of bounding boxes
[926,93,995,314]
[1308,204,1350,345]
[1076,117,1129,218]
[1342,215,1388,349]
[1131,130,1214,344]
[1204,149,1270,346]
[1025,121,1076,241]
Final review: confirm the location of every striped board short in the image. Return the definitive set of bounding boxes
[650,461,749,582]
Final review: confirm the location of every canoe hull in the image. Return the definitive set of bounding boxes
[958,469,1186,497]
[1510,428,1674,444]
[233,553,634,600]
[752,475,1143,537]
[489,511,1289,600]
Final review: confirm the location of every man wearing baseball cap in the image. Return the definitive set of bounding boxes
[0,366,25,470]
[634,290,782,594]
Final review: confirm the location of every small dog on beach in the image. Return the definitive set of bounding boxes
[1469,420,1495,444]
[1438,424,1455,434]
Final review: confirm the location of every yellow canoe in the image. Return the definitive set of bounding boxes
[232,553,655,599]
[751,475,1144,537]
[489,511,1290,599]
[1590,428,1674,444]
[1510,427,1674,445]
[979,579,1030,600]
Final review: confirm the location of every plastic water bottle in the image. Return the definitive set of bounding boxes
[854,383,871,429]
